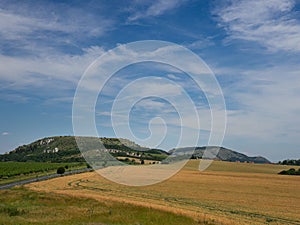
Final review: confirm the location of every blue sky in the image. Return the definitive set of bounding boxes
[1,0,300,162]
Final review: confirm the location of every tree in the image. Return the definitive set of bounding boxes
[57,167,65,174]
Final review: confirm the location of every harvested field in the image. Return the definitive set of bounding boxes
[27,160,300,225]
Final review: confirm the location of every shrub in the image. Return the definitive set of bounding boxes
[278,170,288,175]
[287,168,296,175]
[57,167,65,174]
[278,168,300,175]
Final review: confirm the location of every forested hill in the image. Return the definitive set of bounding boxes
[0,136,168,163]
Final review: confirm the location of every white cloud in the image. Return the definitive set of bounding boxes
[214,0,300,52]
[0,9,69,40]
[0,2,112,96]
[186,38,215,50]
[128,0,188,21]
[218,63,300,142]
[2,132,9,136]
[0,4,113,42]
[0,46,105,90]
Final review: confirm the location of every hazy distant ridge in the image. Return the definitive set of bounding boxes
[169,146,270,164]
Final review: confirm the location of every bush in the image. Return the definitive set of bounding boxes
[287,168,296,175]
[278,170,288,175]
[57,167,65,174]
[278,168,300,175]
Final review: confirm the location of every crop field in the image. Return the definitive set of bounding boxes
[24,160,300,225]
[0,162,85,185]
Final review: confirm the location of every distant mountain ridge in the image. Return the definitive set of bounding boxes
[169,146,270,164]
[0,136,270,164]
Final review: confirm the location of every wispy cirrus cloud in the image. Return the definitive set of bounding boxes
[0,2,113,41]
[0,1,113,96]
[128,0,188,22]
[186,37,215,50]
[0,46,105,90]
[214,0,300,53]
[218,62,300,139]
[0,1,114,60]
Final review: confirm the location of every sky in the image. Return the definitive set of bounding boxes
[0,0,300,162]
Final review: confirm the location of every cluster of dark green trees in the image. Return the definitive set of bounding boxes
[278,168,300,175]
[278,159,300,166]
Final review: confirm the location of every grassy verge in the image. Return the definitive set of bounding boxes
[0,187,201,225]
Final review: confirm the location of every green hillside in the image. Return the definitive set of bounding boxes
[0,136,169,163]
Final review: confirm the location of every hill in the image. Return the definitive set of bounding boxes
[169,146,270,164]
[0,136,169,163]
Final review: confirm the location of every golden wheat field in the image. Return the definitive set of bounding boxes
[27,160,300,225]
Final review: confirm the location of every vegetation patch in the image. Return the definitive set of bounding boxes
[0,187,200,225]
[0,162,83,178]
[0,162,87,185]
[278,159,300,166]
[278,168,300,175]
[0,205,26,217]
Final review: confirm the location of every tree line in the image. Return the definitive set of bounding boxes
[278,159,300,166]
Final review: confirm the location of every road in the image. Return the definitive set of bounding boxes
[0,168,93,190]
